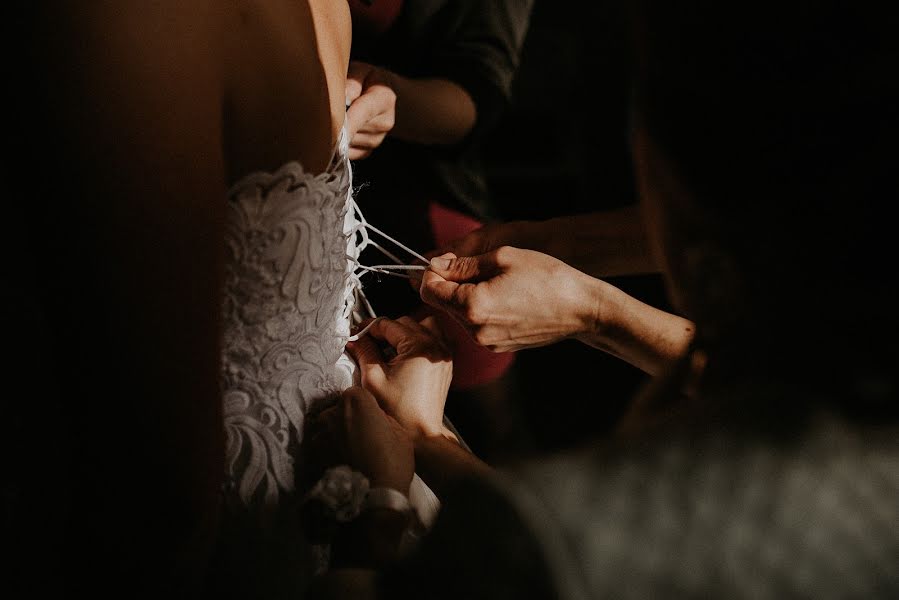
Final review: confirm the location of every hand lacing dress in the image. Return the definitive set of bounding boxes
[216,126,437,593]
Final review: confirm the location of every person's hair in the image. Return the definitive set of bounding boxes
[631,1,898,418]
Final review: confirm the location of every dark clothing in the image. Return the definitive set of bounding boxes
[352,0,534,220]
[349,1,533,330]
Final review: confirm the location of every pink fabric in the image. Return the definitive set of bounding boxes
[429,201,484,248]
[419,202,515,390]
[348,0,403,37]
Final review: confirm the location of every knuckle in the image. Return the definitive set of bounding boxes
[453,255,471,269]
[473,328,492,347]
[420,286,439,307]
[464,289,488,322]
[367,369,386,389]
[493,245,515,265]
[464,301,483,325]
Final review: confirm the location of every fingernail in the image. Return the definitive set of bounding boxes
[430,257,450,270]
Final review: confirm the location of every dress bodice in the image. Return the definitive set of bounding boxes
[221,129,359,509]
[215,130,440,596]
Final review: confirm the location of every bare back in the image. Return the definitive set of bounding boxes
[222,0,351,180]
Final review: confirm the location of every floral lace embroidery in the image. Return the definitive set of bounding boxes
[222,133,358,509]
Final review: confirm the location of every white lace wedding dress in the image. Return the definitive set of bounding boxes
[216,126,437,593]
[222,130,359,511]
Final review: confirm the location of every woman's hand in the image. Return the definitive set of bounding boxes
[420,246,694,374]
[419,247,603,352]
[346,317,453,439]
[345,61,396,160]
[306,386,414,494]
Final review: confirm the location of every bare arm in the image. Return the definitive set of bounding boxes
[345,63,477,159]
[346,317,492,498]
[542,206,659,277]
[433,205,659,279]
[412,433,492,499]
[576,277,694,376]
[346,0,533,156]
[421,247,693,376]
[386,73,478,145]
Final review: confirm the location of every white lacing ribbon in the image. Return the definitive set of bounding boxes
[342,197,430,342]
[339,196,473,454]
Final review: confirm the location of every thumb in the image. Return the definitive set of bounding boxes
[345,77,363,107]
[346,61,373,102]
[346,334,387,385]
[419,268,477,317]
[346,334,385,368]
[346,90,381,134]
[428,251,501,283]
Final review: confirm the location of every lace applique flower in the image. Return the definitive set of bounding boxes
[305,465,370,522]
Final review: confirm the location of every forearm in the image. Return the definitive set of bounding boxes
[385,72,477,145]
[578,278,694,375]
[413,430,492,499]
[542,206,659,277]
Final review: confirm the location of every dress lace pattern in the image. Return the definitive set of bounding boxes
[222,130,359,509]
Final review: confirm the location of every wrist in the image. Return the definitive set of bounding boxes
[576,282,693,375]
[367,473,412,496]
[357,487,414,565]
[365,487,413,518]
[328,485,415,569]
[411,423,459,447]
[398,410,454,443]
[574,275,622,345]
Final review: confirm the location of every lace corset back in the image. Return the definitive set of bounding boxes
[222,128,359,509]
